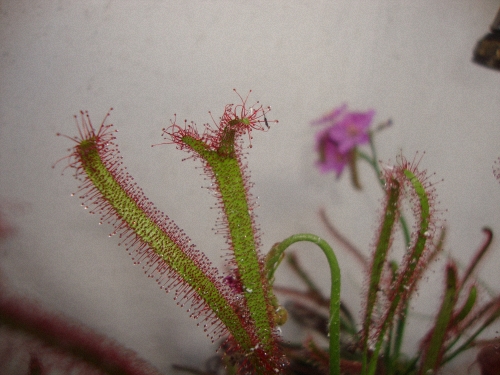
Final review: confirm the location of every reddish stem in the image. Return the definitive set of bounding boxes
[0,288,163,375]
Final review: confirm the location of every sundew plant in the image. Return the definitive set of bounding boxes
[51,92,500,375]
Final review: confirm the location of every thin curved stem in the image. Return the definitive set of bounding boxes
[270,233,341,375]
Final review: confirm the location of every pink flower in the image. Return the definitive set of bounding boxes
[315,127,351,176]
[312,104,375,176]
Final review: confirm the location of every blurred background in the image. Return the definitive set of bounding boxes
[1,1,500,373]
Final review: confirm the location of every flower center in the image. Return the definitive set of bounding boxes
[347,123,360,137]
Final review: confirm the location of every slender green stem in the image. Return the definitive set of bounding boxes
[361,180,400,374]
[270,234,341,375]
[367,134,383,181]
[420,264,457,374]
[390,306,408,373]
[440,286,477,354]
[386,262,405,375]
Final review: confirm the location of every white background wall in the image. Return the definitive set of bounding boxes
[1,1,500,373]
